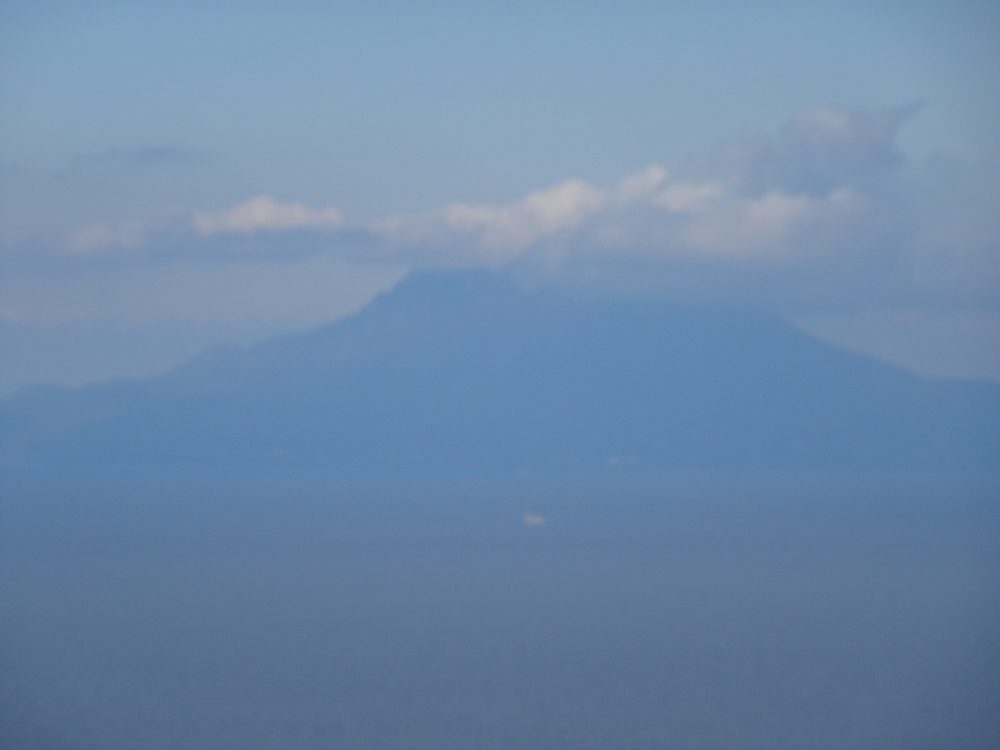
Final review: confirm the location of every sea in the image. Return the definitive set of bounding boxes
[2,472,999,749]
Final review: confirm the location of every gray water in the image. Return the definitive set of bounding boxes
[2,476,999,749]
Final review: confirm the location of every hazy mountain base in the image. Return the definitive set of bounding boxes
[3,271,999,477]
[2,472,999,749]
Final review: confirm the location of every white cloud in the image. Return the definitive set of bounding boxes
[373,161,870,268]
[693,104,918,198]
[363,104,912,270]
[680,187,865,258]
[355,105,992,311]
[193,195,344,235]
[378,178,605,262]
[57,195,348,257]
[44,105,998,315]
[651,181,725,213]
[614,164,668,201]
[67,221,146,255]
[787,105,909,156]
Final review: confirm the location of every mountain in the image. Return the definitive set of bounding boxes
[2,270,998,479]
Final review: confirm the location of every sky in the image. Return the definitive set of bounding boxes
[1,1,999,393]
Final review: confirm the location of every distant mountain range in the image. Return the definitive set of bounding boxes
[2,270,998,479]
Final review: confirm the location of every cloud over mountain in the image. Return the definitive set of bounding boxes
[363,105,994,314]
[383,106,917,267]
[2,105,997,390]
[43,105,994,314]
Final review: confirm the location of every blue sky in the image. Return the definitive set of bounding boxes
[1,1,999,392]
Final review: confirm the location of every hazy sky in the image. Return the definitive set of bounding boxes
[1,1,999,392]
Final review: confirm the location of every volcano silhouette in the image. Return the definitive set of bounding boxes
[2,270,998,478]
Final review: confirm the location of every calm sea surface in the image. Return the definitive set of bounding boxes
[3,475,999,749]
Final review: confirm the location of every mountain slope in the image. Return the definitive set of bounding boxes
[2,270,998,477]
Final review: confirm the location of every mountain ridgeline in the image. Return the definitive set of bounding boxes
[2,271,998,478]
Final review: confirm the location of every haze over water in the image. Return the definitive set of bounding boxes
[3,475,998,749]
